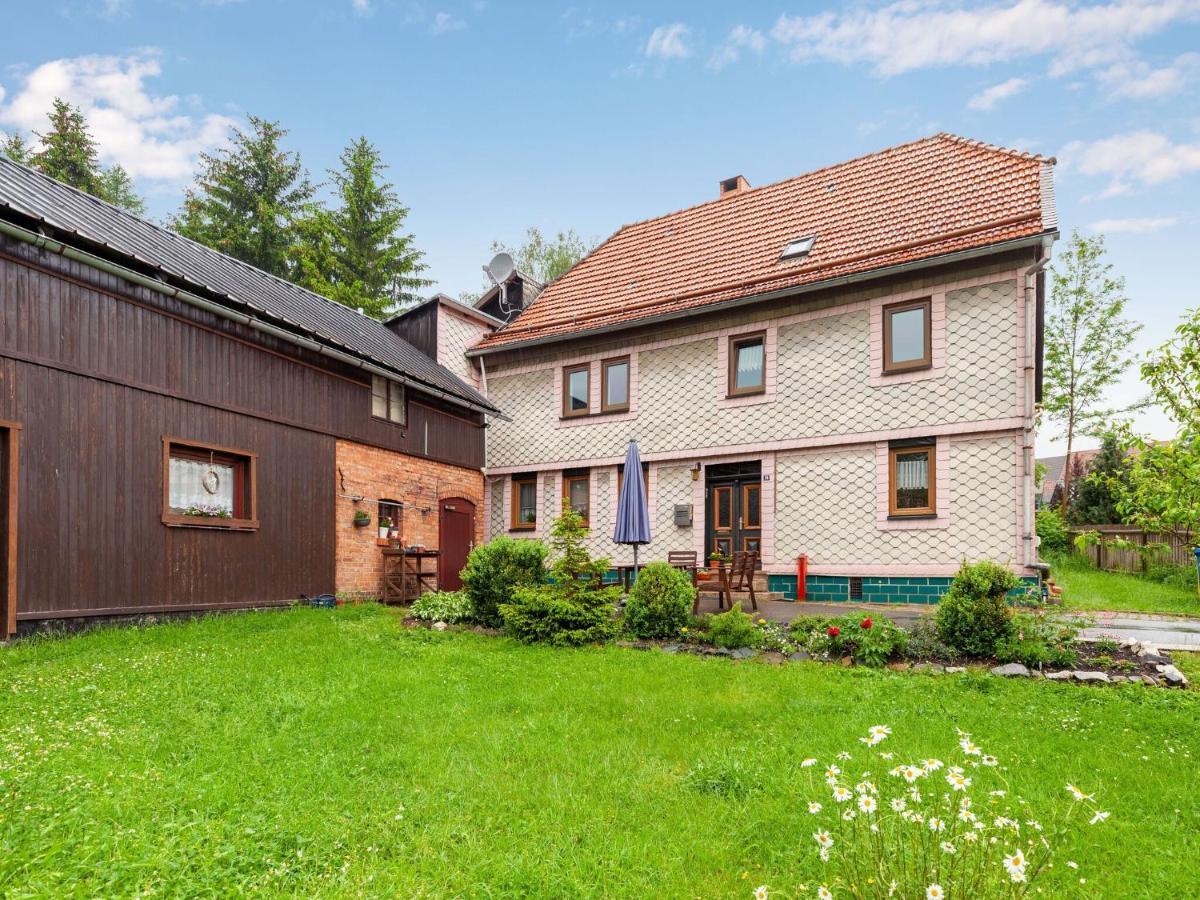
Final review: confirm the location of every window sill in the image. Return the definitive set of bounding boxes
[509,525,536,532]
[726,389,766,400]
[370,415,407,430]
[162,514,259,531]
[881,363,933,376]
[886,513,938,521]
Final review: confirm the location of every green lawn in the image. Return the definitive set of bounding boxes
[2,605,1198,898]
[1049,554,1200,616]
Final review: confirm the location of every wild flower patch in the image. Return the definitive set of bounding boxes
[755,725,1108,899]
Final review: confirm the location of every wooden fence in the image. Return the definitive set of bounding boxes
[1068,525,1197,573]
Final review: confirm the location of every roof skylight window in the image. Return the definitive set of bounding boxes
[780,235,816,261]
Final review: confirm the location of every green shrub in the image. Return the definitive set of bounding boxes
[461,535,547,627]
[805,613,907,667]
[623,562,696,638]
[499,505,619,646]
[705,605,764,650]
[902,618,956,661]
[789,615,831,641]
[994,610,1079,668]
[409,590,474,624]
[1035,508,1070,555]
[1146,563,1197,591]
[935,560,1021,658]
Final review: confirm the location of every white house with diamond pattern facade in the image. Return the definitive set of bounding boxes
[453,135,1058,603]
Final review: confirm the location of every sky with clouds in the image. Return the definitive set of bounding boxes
[1,0,1198,454]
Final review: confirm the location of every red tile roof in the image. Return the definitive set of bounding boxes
[473,133,1054,352]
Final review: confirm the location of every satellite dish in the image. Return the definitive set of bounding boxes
[483,251,517,316]
[484,251,515,286]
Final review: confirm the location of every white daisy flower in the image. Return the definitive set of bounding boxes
[801,758,818,768]
[879,751,894,760]
[755,887,769,900]
[962,831,978,844]
[836,752,851,761]
[946,772,971,792]
[1066,861,1078,870]
[857,794,877,814]
[842,808,856,821]
[922,758,943,772]
[819,846,830,862]
[813,829,833,848]
[1065,784,1093,802]
[901,765,923,783]
[825,765,841,781]
[869,724,892,739]
[1090,810,1110,825]
[818,886,833,900]
[959,737,982,756]
[981,754,998,766]
[928,817,945,832]
[808,801,822,814]
[1003,849,1027,880]
[926,884,944,900]
[940,841,956,854]
[832,786,853,803]
[890,797,907,812]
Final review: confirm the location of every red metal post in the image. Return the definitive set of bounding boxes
[796,554,808,601]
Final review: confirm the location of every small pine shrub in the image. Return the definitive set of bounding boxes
[461,535,547,627]
[623,561,696,638]
[706,605,764,650]
[499,504,620,646]
[936,560,1021,658]
[409,590,474,624]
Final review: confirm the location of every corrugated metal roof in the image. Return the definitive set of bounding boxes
[0,156,495,412]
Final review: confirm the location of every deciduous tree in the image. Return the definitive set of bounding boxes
[1042,230,1142,515]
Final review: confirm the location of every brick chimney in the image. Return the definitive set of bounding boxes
[719,175,750,198]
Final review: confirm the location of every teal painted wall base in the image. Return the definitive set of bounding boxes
[765,574,1038,605]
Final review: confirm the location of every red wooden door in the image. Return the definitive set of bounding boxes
[438,498,475,592]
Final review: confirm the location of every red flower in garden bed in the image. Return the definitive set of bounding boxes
[861,617,873,630]
[827,626,841,638]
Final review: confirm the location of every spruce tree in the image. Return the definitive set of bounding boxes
[1070,433,1128,524]
[294,137,428,317]
[34,98,104,194]
[1,133,32,165]
[175,116,315,278]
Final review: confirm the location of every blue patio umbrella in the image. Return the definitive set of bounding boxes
[613,439,652,581]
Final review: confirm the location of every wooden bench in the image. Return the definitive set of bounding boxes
[667,551,699,588]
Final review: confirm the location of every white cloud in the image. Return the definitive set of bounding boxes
[352,0,372,15]
[1089,216,1178,232]
[967,76,1029,110]
[0,50,236,183]
[98,0,132,17]
[708,25,767,71]
[770,0,1200,77]
[645,23,691,60]
[431,11,466,34]
[1095,51,1200,98]
[1060,130,1200,195]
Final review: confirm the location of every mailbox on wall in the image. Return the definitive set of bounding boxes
[673,504,693,527]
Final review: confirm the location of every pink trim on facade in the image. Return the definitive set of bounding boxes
[552,352,640,429]
[867,290,947,387]
[485,417,1025,475]
[715,325,778,408]
[874,437,951,531]
[485,269,1021,380]
[764,563,1029,577]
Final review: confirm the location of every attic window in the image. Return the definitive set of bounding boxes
[780,235,816,261]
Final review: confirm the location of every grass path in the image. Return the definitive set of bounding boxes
[1,605,1198,898]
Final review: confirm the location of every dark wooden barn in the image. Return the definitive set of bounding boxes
[0,157,499,635]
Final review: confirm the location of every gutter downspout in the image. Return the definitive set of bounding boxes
[1023,247,1052,576]
[0,218,508,422]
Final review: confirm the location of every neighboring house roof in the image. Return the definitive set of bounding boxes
[472,133,1056,353]
[1037,449,1100,503]
[0,157,497,414]
[386,293,504,329]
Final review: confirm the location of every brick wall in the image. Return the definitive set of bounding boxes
[335,440,484,596]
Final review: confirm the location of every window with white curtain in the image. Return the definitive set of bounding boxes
[889,443,936,516]
[372,375,406,424]
[729,333,766,396]
[163,439,256,527]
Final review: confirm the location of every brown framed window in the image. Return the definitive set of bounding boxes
[601,356,630,412]
[162,437,257,530]
[562,363,590,417]
[728,332,766,396]
[883,298,932,373]
[563,469,590,525]
[617,462,650,501]
[378,499,402,540]
[372,375,406,424]
[742,483,761,528]
[510,474,537,529]
[888,442,936,517]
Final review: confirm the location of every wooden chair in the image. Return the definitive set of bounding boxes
[727,550,759,611]
[667,551,699,587]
